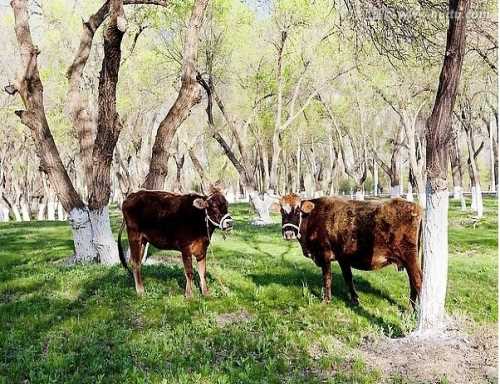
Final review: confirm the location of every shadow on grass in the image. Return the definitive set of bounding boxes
[248,259,409,335]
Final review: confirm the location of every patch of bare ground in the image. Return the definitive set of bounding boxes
[360,319,498,383]
[215,310,253,328]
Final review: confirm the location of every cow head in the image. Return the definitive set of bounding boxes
[193,184,233,231]
[278,194,315,240]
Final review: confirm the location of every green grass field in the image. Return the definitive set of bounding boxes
[0,198,497,383]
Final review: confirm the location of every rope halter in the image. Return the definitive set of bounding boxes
[205,210,233,231]
[282,212,302,239]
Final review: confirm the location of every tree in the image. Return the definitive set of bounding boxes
[418,0,471,332]
[5,0,169,264]
[143,0,210,190]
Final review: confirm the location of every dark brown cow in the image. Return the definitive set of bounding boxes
[118,186,233,297]
[278,194,422,308]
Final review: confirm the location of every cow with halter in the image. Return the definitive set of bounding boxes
[277,194,422,308]
[118,185,233,297]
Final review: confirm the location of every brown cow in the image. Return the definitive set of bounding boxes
[278,194,422,308]
[118,186,233,297]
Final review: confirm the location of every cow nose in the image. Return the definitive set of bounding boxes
[222,216,233,230]
[284,230,296,240]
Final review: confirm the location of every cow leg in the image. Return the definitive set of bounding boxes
[196,256,209,296]
[181,250,194,299]
[405,259,422,310]
[128,233,145,296]
[321,260,332,303]
[339,261,359,306]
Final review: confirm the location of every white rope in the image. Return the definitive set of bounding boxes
[205,211,233,229]
[204,211,233,258]
[282,212,302,239]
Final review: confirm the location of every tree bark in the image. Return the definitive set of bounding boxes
[143,0,209,190]
[417,0,471,333]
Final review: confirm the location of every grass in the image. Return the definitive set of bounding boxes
[0,197,497,383]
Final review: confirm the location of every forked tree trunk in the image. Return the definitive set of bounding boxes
[249,191,275,225]
[418,0,471,333]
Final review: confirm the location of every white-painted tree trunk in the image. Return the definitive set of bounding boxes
[20,200,30,221]
[47,200,56,221]
[406,183,414,202]
[418,192,426,208]
[460,196,467,211]
[37,202,46,220]
[373,161,378,196]
[474,184,483,218]
[0,204,9,222]
[68,207,98,263]
[313,190,324,198]
[390,185,401,198]
[470,186,477,211]
[249,191,275,225]
[453,186,462,200]
[354,190,364,200]
[57,202,65,221]
[417,186,449,332]
[89,206,120,265]
[12,205,22,222]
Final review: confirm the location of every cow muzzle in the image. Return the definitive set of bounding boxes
[282,223,301,240]
[221,214,233,231]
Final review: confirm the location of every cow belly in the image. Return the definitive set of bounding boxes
[345,248,391,271]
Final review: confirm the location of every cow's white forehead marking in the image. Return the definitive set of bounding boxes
[282,203,292,214]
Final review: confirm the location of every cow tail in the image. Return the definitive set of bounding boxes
[117,219,133,277]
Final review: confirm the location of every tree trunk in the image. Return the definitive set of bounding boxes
[57,201,66,221]
[7,0,102,262]
[68,207,97,263]
[485,117,497,193]
[249,191,275,225]
[143,0,208,190]
[417,0,471,333]
[0,204,9,222]
[37,197,47,220]
[406,182,414,202]
[450,134,464,199]
[464,125,484,217]
[20,197,30,221]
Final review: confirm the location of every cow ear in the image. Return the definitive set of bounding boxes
[193,198,208,210]
[301,201,315,214]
